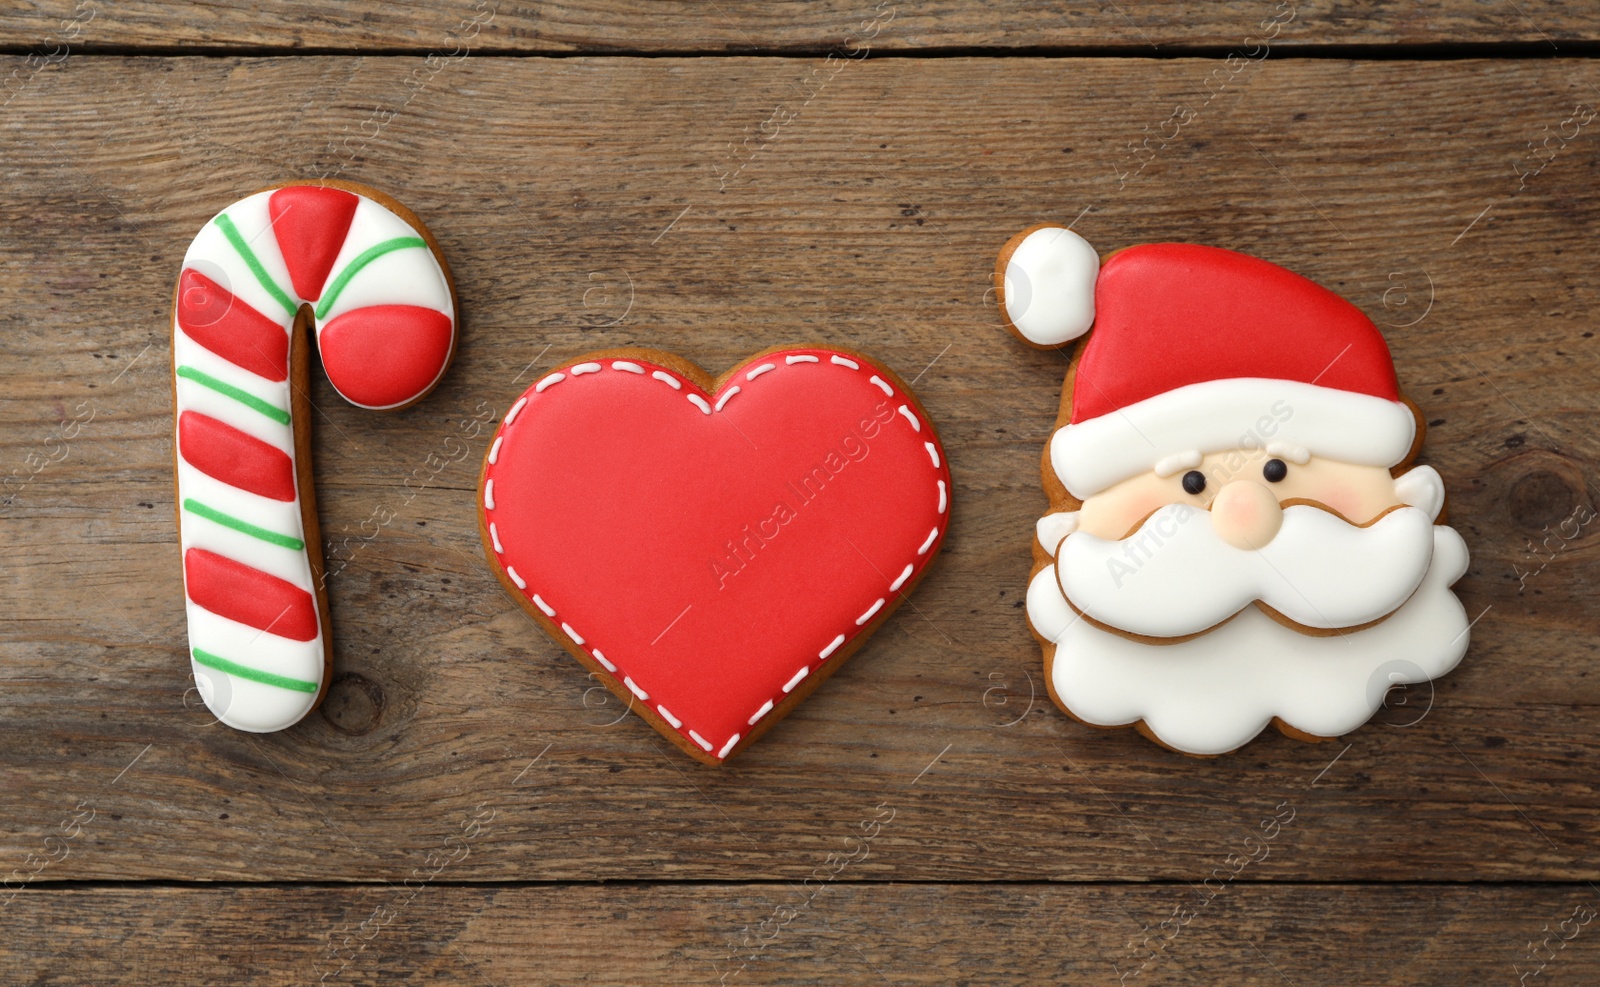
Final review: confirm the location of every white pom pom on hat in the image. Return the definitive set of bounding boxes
[997,226,1100,347]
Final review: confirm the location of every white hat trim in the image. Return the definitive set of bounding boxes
[1050,377,1416,500]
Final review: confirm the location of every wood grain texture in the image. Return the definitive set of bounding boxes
[2,49,1599,961]
[6,884,1600,985]
[2,0,1599,52]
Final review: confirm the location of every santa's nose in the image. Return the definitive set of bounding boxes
[1210,480,1284,550]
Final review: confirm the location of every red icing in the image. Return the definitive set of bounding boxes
[178,411,297,502]
[1073,244,1401,424]
[176,269,289,382]
[318,305,453,408]
[185,548,319,641]
[269,186,359,302]
[481,352,950,759]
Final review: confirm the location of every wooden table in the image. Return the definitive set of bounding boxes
[3,3,1599,983]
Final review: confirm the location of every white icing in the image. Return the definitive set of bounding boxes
[1265,441,1311,465]
[1055,503,1435,637]
[1035,511,1080,556]
[184,192,297,327]
[830,355,859,369]
[1394,465,1446,522]
[317,197,451,322]
[612,361,645,374]
[185,606,323,680]
[819,634,846,660]
[748,699,774,725]
[317,242,449,320]
[714,386,739,411]
[1003,226,1099,346]
[1051,378,1418,500]
[782,667,808,692]
[192,657,320,734]
[172,375,292,459]
[890,564,914,592]
[173,186,457,732]
[180,495,309,587]
[1028,525,1470,755]
[175,464,306,561]
[897,406,920,431]
[173,347,292,451]
[184,603,323,733]
[718,734,741,758]
[1153,450,1202,478]
[745,363,776,380]
[856,598,885,625]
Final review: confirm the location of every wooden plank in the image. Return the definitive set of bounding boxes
[0,0,1597,53]
[6,883,1600,984]
[2,55,1598,884]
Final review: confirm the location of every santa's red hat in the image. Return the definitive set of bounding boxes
[1000,229,1416,500]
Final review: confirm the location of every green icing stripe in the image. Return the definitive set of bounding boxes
[216,213,298,319]
[314,236,427,320]
[176,365,291,425]
[192,648,319,694]
[183,498,305,550]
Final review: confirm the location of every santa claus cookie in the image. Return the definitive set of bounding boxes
[172,181,457,732]
[996,227,1470,756]
[478,347,950,764]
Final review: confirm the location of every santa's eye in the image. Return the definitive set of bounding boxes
[1263,458,1288,483]
[1181,470,1207,495]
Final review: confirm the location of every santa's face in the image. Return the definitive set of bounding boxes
[1074,445,1404,541]
[1028,446,1471,755]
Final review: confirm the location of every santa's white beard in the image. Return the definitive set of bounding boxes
[1026,524,1471,755]
[1056,503,1437,638]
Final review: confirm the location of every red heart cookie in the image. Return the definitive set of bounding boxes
[478,347,951,764]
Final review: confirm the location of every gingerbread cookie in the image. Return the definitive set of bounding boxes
[996,227,1470,755]
[478,347,950,764]
[172,181,457,732]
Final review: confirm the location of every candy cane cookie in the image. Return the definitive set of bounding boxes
[171,181,457,732]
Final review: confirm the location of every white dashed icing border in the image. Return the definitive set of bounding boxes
[483,352,949,760]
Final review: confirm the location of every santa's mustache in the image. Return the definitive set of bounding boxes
[1055,502,1437,639]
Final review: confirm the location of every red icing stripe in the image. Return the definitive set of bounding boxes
[319,305,453,408]
[176,269,291,382]
[269,186,360,302]
[184,548,319,642]
[178,411,297,502]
